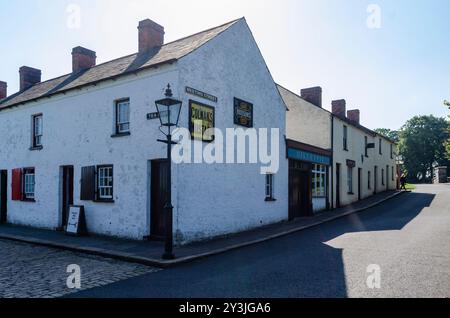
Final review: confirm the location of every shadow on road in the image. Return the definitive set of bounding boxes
[68,192,436,298]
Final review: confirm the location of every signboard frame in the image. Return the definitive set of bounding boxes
[234,98,254,128]
[189,99,215,142]
[65,205,87,237]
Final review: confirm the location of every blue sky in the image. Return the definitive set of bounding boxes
[0,0,449,130]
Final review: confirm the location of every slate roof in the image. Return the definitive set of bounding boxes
[0,18,241,110]
[278,84,397,144]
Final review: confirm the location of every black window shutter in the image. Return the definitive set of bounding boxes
[80,166,96,201]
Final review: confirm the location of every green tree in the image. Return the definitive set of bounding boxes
[399,115,449,182]
[374,128,399,143]
[444,100,450,160]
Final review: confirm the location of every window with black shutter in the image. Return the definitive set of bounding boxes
[80,166,96,201]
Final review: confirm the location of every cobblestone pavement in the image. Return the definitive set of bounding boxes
[0,239,160,298]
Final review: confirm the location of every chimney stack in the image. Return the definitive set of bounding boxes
[347,109,360,125]
[0,81,6,100]
[301,86,322,108]
[138,19,165,54]
[19,66,41,91]
[332,99,346,118]
[72,46,97,73]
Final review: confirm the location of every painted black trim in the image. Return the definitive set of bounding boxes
[234,97,254,128]
[29,146,43,151]
[111,132,131,138]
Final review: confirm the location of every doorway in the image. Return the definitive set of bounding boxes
[358,168,362,201]
[336,163,341,208]
[60,166,74,229]
[0,170,7,224]
[289,160,312,219]
[151,159,169,239]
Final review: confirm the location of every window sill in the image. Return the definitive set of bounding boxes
[111,132,130,138]
[94,199,115,204]
[343,149,349,152]
[265,197,277,202]
[347,192,354,195]
[29,146,43,151]
[22,199,36,203]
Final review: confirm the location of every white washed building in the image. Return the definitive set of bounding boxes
[0,18,288,244]
[279,85,397,216]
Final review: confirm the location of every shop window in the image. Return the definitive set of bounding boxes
[312,164,327,197]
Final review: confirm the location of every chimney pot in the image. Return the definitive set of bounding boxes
[332,99,346,118]
[138,19,165,54]
[301,86,322,108]
[0,81,6,100]
[19,66,41,91]
[347,109,361,125]
[72,46,97,73]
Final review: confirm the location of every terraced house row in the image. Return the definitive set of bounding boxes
[0,17,397,244]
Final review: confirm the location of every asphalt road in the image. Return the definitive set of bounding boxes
[70,184,450,298]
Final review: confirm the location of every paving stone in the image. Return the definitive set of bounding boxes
[0,239,160,298]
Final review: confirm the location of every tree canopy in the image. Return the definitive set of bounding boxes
[373,128,399,143]
[398,115,449,182]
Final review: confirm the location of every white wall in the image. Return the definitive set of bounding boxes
[175,19,289,243]
[282,87,332,150]
[0,65,179,239]
[332,117,397,207]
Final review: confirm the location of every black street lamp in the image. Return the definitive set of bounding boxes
[155,84,182,260]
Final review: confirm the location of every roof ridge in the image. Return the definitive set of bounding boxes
[0,17,243,109]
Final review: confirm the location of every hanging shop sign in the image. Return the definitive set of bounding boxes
[234,98,254,128]
[346,160,356,168]
[186,87,218,103]
[189,100,215,142]
[287,148,331,166]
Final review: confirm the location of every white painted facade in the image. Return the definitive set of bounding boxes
[332,117,397,207]
[0,19,288,244]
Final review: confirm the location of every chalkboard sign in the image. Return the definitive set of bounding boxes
[66,206,87,236]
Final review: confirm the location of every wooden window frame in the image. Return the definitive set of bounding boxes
[265,173,276,201]
[343,125,348,151]
[31,114,43,150]
[22,167,36,202]
[347,166,354,194]
[96,165,114,202]
[112,99,131,137]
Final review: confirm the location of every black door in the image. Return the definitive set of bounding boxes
[61,166,74,229]
[336,164,341,208]
[151,159,169,239]
[0,170,7,224]
[289,160,312,219]
[358,168,362,201]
